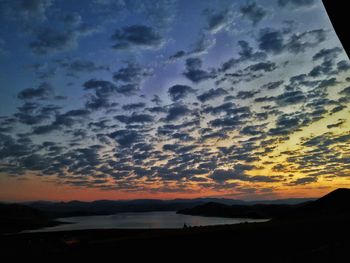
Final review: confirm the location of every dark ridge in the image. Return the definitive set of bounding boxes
[287,188,350,219]
[178,188,350,220]
[0,203,61,234]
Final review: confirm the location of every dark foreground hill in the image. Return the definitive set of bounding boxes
[177,188,350,221]
[290,188,350,217]
[0,203,60,233]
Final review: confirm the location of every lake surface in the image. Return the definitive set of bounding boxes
[25,211,268,233]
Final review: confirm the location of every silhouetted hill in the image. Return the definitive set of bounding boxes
[285,188,350,219]
[0,203,60,234]
[178,188,350,220]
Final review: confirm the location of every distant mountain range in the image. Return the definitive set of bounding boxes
[21,197,315,218]
[178,188,350,220]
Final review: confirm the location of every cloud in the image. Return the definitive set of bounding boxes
[336,60,350,73]
[52,109,90,128]
[327,119,345,129]
[189,34,216,56]
[14,112,48,125]
[308,60,334,77]
[339,86,350,96]
[113,63,153,83]
[32,124,58,135]
[84,79,118,95]
[108,129,140,147]
[83,79,143,109]
[236,90,259,100]
[164,104,191,122]
[60,59,109,74]
[184,69,215,83]
[245,61,277,72]
[111,62,153,96]
[200,130,229,142]
[29,27,94,55]
[111,25,164,50]
[240,2,267,25]
[0,117,16,133]
[261,80,284,90]
[220,40,267,72]
[287,29,327,53]
[210,164,280,183]
[209,115,242,128]
[85,96,111,110]
[312,47,342,61]
[122,102,146,111]
[330,105,347,114]
[31,108,90,134]
[114,84,141,96]
[240,124,266,136]
[168,34,217,62]
[17,82,54,100]
[168,85,196,101]
[268,112,306,136]
[237,40,267,61]
[114,114,154,124]
[276,90,306,106]
[183,57,216,83]
[206,9,233,34]
[258,29,284,54]
[258,28,327,55]
[168,50,186,61]
[288,176,317,185]
[0,134,33,159]
[197,88,228,102]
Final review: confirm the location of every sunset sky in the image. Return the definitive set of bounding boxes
[0,0,350,202]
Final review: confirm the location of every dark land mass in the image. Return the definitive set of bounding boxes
[23,197,314,218]
[0,203,62,233]
[1,189,349,262]
[178,188,350,220]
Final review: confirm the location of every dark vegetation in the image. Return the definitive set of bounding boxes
[0,189,349,261]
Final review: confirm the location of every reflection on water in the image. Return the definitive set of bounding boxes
[25,211,268,233]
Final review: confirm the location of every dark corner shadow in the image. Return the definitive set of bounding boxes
[322,0,350,59]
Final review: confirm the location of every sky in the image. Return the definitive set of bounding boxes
[0,0,350,202]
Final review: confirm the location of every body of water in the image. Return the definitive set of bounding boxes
[24,211,267,233]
